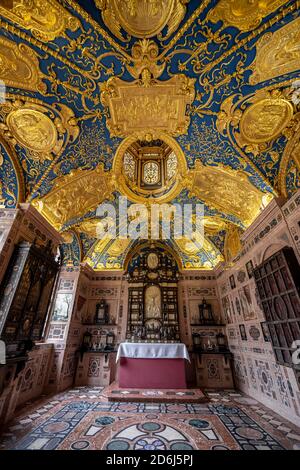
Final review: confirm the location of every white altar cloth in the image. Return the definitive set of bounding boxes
[116,342,190,363]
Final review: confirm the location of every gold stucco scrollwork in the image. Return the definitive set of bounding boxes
[0,37,46,93]
[0,0,81,41]
[208,0,287,32]
[96,0,189,40]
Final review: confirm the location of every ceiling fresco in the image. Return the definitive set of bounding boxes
[0,0,299,270]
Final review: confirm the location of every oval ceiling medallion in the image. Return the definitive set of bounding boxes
[111,0,174,38]
[6,108,57,152]
[240,98,293,143]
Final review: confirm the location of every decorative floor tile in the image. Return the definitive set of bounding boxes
[0,387,299,451]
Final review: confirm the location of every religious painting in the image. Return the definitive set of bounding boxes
[246,260,254,279]
[145,285,161,319]
[239,324,247,341]
[261,322,271,342]
[52,293,72,322]
[229,274,236,289]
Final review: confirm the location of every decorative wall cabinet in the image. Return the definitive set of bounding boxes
[126,247,180,342]
[0,241,59,361]
[254,246,300,369]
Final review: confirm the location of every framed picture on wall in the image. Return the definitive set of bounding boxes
[261,321,271,342]
[229,275,236,289]
[239,324,247,341]
[246,260,254,279]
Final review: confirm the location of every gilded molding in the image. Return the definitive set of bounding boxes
[207,0,287,31]
[250,17,300,85]
[0,37,46,93]
[0,0,81,41]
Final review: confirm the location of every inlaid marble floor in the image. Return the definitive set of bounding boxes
[0,387,300,450]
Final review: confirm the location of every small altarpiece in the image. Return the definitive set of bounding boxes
[126,247,180,342]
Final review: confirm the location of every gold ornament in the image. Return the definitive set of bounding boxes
[112,133,188,203]
[32,164,116,230]
[100,74,195,138]
[0,99,79,164]
[0,0,81,41]
[208,0,286,31]
[107,238,131,256]
[224,225,242,262]
[189,160,269,227]
[0,37,46,93]
[239,98,294,144]
[126,40,165,80]
[96,0,189,39]
[250,17,300,85]
[6,108,57,153]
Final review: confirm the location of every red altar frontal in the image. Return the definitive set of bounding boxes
[117,342,190,389]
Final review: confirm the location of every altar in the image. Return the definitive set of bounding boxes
[116,342,190,389]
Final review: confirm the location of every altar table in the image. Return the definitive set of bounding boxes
[116,343,190,389]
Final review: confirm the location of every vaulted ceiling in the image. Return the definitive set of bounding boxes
[0,0,299,270]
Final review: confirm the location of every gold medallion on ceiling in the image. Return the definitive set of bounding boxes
[100,74,195,138]
[0,37,46,93]
[207,0,287,31]
[6,109,57,153]
[96,0,189,39]
[250,17,300,85]
[0,0,81,41]
[0,100,79,162]
[217,90,295,157]
[239,98,294,144]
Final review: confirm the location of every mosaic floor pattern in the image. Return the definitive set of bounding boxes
[1,387,300,450]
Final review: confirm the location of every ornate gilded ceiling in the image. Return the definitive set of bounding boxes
[0,0,299,270]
